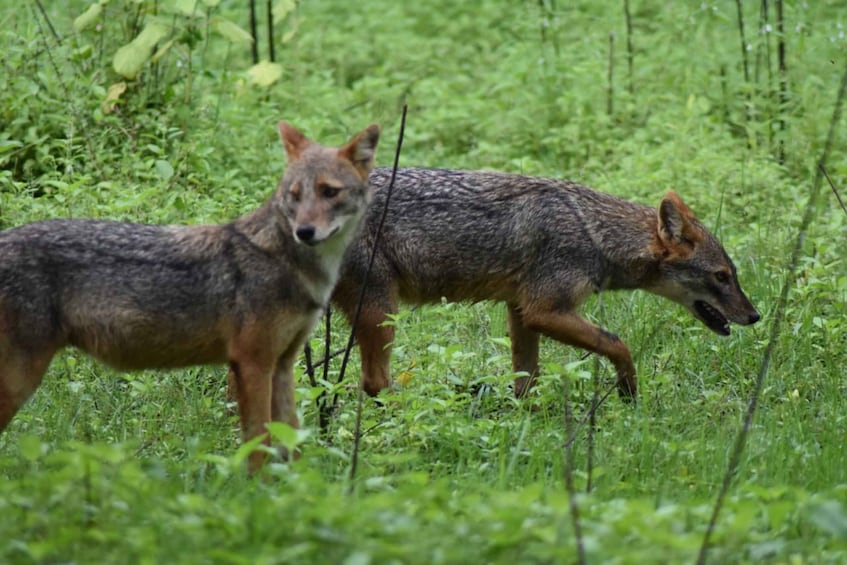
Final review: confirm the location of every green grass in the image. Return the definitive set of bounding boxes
[1,0,847,562]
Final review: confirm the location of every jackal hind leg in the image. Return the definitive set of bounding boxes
[507,304,541,398]
[354,301,397,397]
[0,343,58,431]
[519,304,637,401]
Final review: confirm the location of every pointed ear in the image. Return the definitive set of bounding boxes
[278,121,311,161]
[338,124,380,178]
[656,191,704,254]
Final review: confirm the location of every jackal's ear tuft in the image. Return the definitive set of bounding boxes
[278,122,311,161]
[657,191,704,254]
[339,124,380,178]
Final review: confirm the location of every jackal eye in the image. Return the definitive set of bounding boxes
[714,270,731,284]
[319,184,341,199]
[288,184,302,203]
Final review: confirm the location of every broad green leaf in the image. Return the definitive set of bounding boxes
[0,139,23,155]
[154,159,174,181]
[247,60,283,87]
[113,21,170,79]
[808,500,847,537]
[203,0,221,6]
[212,17,254,45]
[273,0,297,23]
[74,3,102,32]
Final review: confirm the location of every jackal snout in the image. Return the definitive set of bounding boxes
[278,122,380,247]
[651,191,760,336]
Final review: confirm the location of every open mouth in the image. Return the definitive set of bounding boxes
[694,300,731,336]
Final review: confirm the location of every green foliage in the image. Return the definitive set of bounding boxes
[1,0,846,562]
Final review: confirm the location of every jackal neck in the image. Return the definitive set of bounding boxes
[595,205,664,292]
[234,202,328,272]
[231,200,350,306]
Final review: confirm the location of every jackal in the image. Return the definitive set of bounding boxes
[332,168,759,399]
[0,121,380,472]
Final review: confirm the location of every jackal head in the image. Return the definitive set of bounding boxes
[277,122,380,246]
[648,191,760,335]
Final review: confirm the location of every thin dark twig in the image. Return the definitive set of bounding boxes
[586,356,600,493]
[759,0,775,148]
[32,0,60,41]
[820,164,847,218]
[248,0,259,63]
[564,384,616,449]
[303,343,317,388]
[347,105,409,489]
[776,0,787,163]
[317,306,332,433]
[623,0,634,96]
[607,33,615,116]
[313,344,354,371]
[735,0,753,132]
[536,0,560,57]
[697,59,847,565]
[735,0,751,83]
[266,0,275,62]
[586,295,607,493]
[563,376,587,565]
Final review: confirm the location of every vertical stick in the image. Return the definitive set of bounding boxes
[720,65,730,123]
[735,0,751,84]
[318,306,332,435]
[586,294,606,493]
[32,0,61,41]
[776,0,787,163]
[759,0,775,148]
[249,0,259,64]
[304,343,316,388]
[607,33,615,116]
[623,0,635,96]
[266,0,276,63]
[563,376,587,564]
[348,105,409,489]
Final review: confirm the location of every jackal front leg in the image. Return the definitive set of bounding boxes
[228,340,275,474]
[507,304,540,398]
[270,341,303,462]
[520,307,637,400]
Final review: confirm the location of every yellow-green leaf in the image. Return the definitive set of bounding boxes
[150,38,175,64]
[172,0,200,15]
[113,21,170,79]
[282,17,303,43]
[101,81,127,114]
[74,3,103,33]
[247,60,283,87]
[272,0,296,23]
[212,16,254,45]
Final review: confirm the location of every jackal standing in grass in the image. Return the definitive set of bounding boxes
[0,121,380,472]
[332,168,760,400]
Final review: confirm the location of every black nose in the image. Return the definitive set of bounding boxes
[295,225,315,243]
[748,311,761,324]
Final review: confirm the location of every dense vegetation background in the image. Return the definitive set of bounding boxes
[0,0,845,562]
